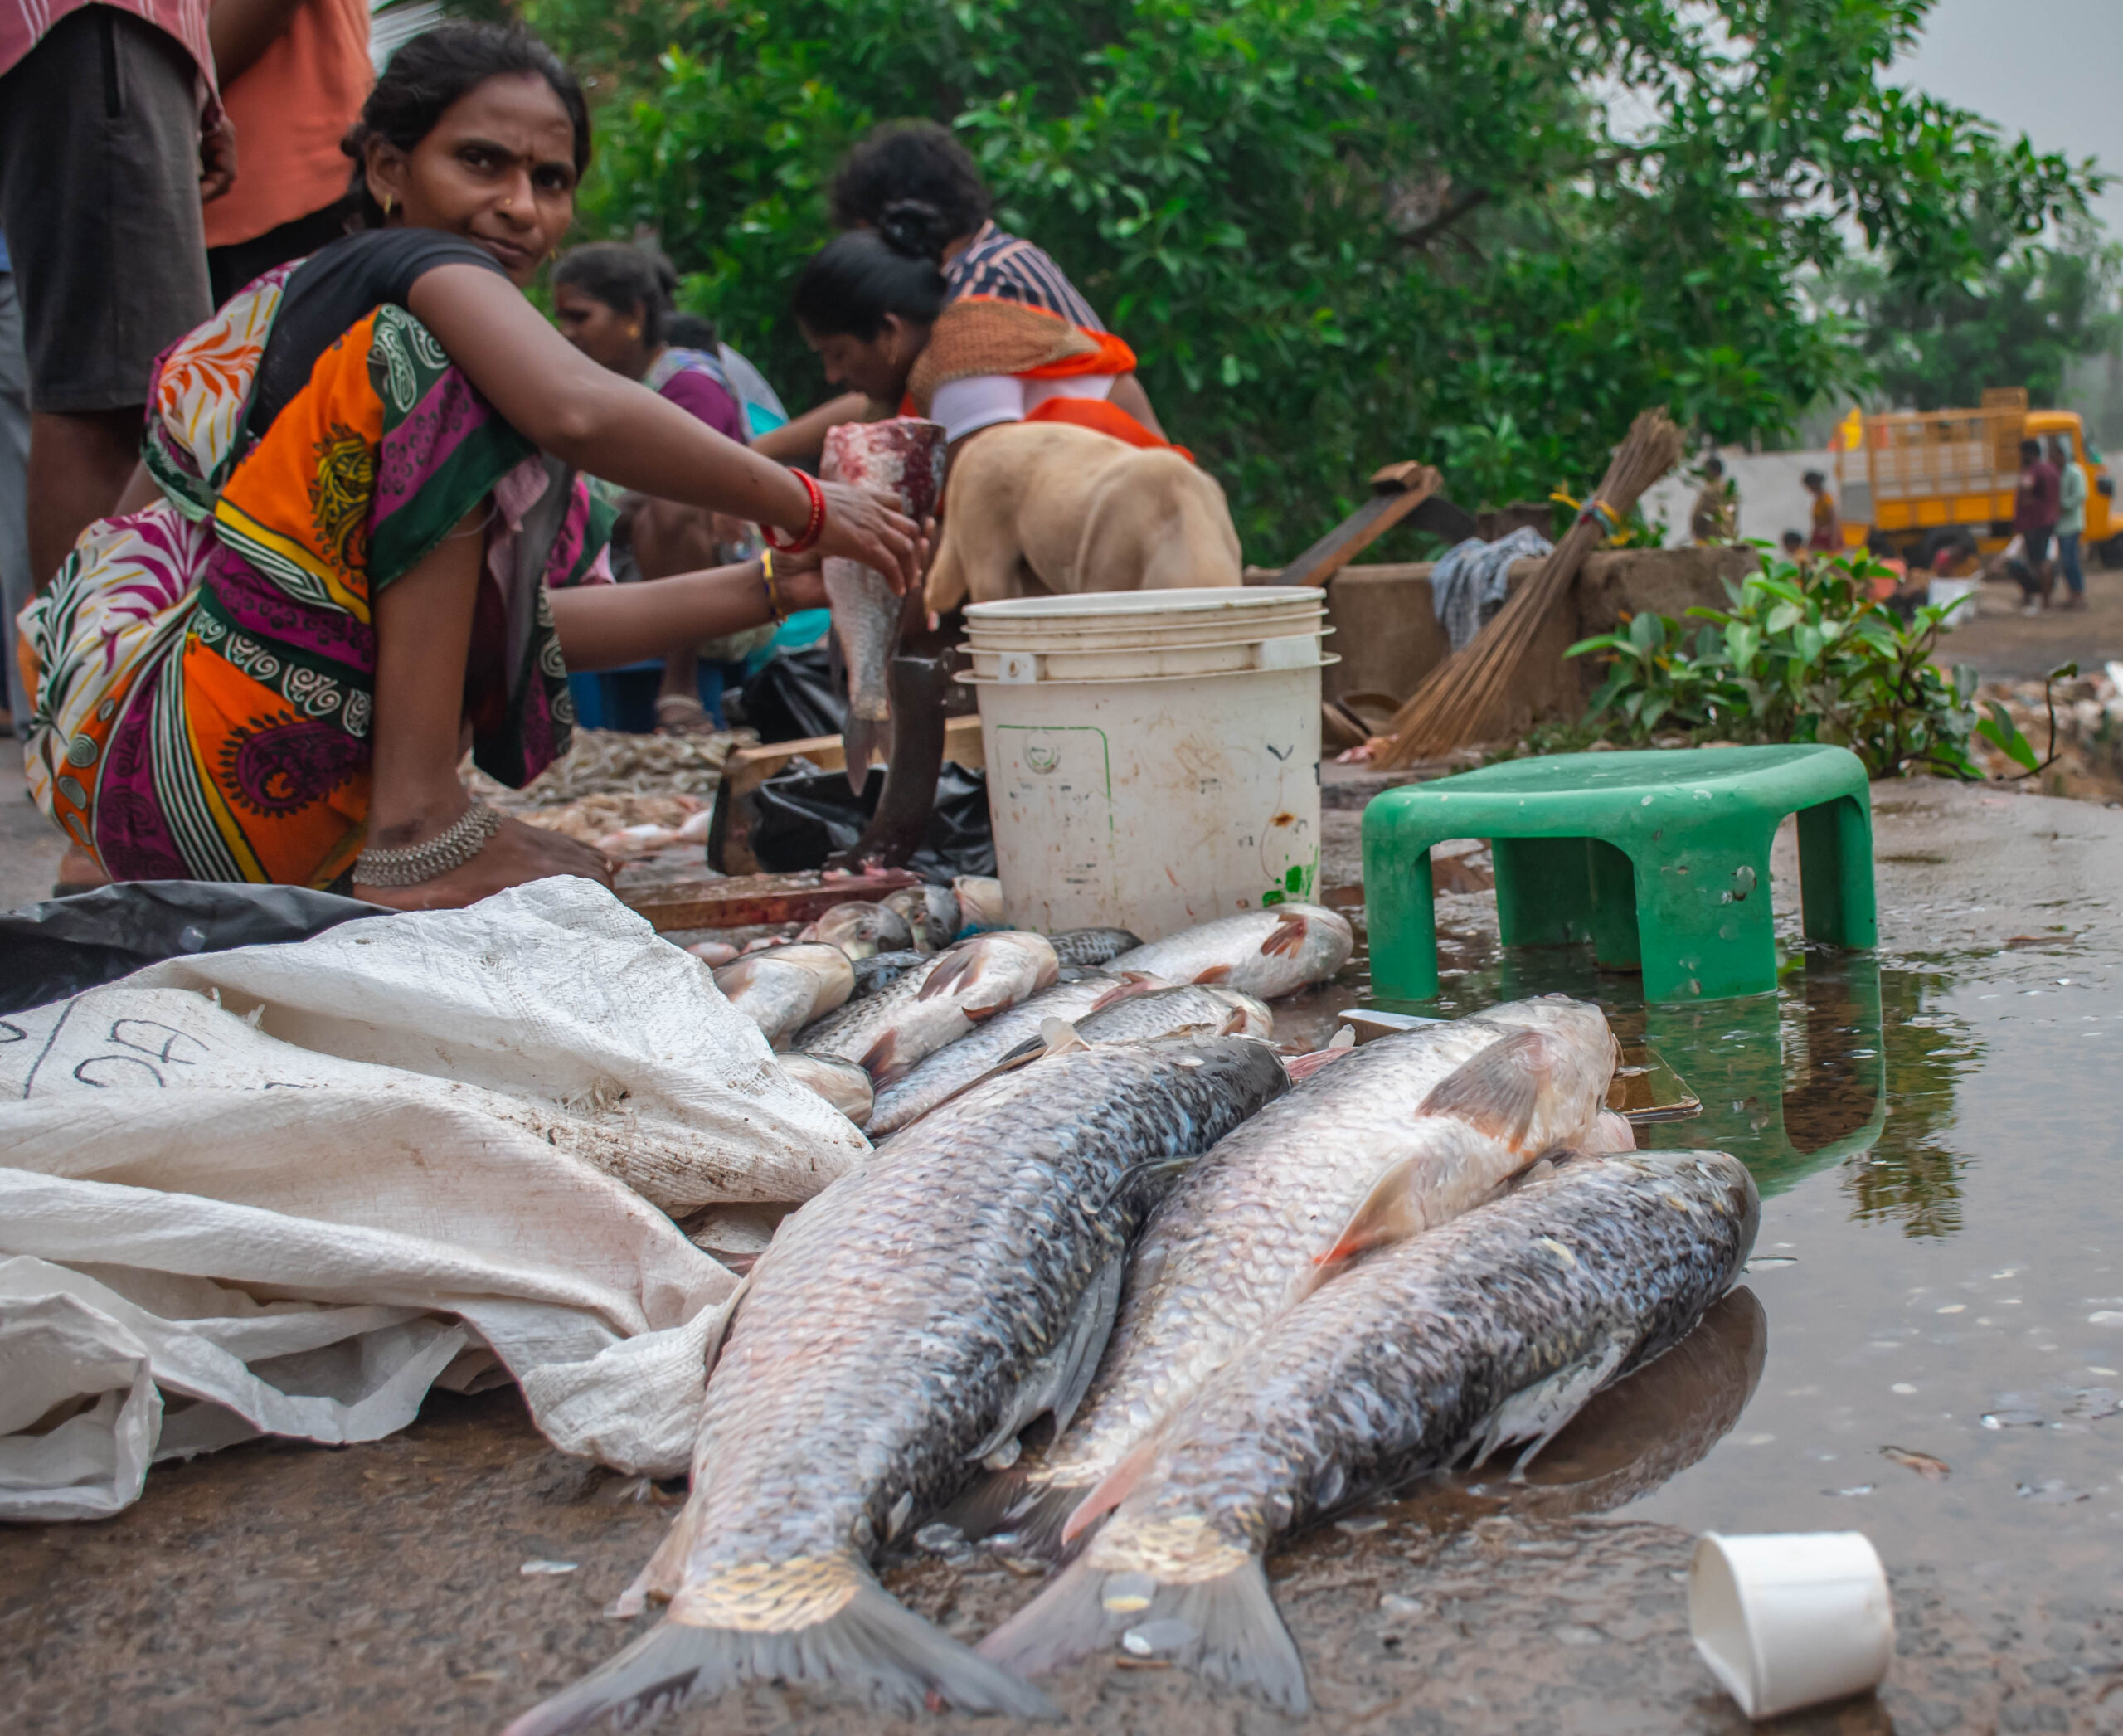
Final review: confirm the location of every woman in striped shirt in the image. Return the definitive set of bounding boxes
[776,120,1169,457]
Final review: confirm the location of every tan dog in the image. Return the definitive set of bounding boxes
[924,420,1243,612]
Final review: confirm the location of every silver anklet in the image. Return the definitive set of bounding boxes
[353,802,503,887]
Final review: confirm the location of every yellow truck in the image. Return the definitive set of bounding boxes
[1831,388,2121,563]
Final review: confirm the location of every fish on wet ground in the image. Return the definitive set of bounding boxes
[806,901,914,960]
[1108,905,1353,999]
[501,1037,1290,1733]
[712,944,855,1046]
[1047,927,1144,968]
[819,419,945,788]
[978,1148,1759,1712]
[970,995,1617,1552]
[799,930,1058,1086]
[882,883,960,952]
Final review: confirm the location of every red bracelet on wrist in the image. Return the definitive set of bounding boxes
[761,469,827,555]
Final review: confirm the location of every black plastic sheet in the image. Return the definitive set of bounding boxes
[0,881,380,1014]
[736,644,846,743]
[748,763,994,882]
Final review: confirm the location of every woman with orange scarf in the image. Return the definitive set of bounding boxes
[786,122,1175,460]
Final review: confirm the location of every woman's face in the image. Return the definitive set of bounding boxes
[801,314,925,404]
[554,284,649,376]
[365,72,579,288]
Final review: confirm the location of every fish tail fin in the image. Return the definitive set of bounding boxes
[504,1565,1056,1734]
[978,1554,1307,1713]
[843,709,891,794]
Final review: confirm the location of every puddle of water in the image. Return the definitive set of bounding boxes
[1271,899,2123,1620]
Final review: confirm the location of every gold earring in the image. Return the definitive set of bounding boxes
[380,192,394,216]
[626,325,641,340]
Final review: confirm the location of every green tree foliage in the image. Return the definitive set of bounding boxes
[1825,216,2123,416]
[523,0,2101,557]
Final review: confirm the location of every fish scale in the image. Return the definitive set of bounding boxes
[503,1036,1289,1734]
[978,1149,1759,1712]
[976,995,1615,1552]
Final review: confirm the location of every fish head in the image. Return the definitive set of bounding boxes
[951,875,1007,929]
[774,943,857,1009]
[815,902,915,958]
[1202,988,1275,1038]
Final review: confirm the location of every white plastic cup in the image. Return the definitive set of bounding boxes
[1688,1531,1893,1719]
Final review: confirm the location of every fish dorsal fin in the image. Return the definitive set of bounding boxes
[916,947,974,1000]
[1060,1435,1160,1548]
[1086,972,1167,1014]
[967,1255,1125,1466]
[1039,1017,1091,1055]
[1314,1152,1428,1267]
[1418,1027,1555,1150]
[1261,910,1310,958]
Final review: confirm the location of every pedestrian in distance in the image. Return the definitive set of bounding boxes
[1689,454,1736,544]
[2051,435,2087,613]
[2011,437,2059,615]
[1802,469,1839,552]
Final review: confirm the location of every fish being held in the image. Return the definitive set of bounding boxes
[712,943,855,1046]
[978,1148,1758,1712]
[820,419,946,789]
[502,1036,1290,1732]
[800,930,1058,1086]
[973,995,1615,1553]
[1108,904,1352,999]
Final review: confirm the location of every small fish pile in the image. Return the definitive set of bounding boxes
[819,418,946,787]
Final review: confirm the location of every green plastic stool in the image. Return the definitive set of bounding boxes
[1362,744,1876,1003]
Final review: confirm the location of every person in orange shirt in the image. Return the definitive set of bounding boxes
[203,0,374,305]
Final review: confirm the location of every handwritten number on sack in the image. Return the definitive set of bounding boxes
[66,1019,211,1088]
[0,1019,24,1045]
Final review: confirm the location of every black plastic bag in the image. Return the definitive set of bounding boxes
[749,763,994,881]
[0,881,380,1014]
[737,644,846,743]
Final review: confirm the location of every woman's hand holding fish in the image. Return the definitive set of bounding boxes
[817,480,922,591]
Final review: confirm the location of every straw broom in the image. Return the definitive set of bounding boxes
[1374,408,1685,767]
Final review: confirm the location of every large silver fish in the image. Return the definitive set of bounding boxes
[849,947,927,999]
[799,930,1058,1085]
[1047,926,1144,968]
[502,1037,1291,1732]
[882,883,960,952]
[1108,904,1352,999]
[808,901,913,960]
[711,943,854,1047]
[864,971,1149,1139]
[820,418,945,788]
[974,995,1615,1550]
[1071,983,1270,1046]
[773,1050,874,1126]
[979,1148,1759,1711]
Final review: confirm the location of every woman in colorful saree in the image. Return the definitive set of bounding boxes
[18,24,917,911]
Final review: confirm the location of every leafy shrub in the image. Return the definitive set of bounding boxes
[1566,555,1984,778]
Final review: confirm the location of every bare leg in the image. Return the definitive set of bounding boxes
[28,408,138,586]
[356,504,612,910]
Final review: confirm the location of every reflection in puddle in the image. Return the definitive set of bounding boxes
[1387,1286,1769,1527]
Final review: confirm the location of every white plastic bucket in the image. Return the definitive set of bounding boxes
[961,588,1334,939]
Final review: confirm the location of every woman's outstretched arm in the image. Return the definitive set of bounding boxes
[547,553,831,672]
[406,265,920,590]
